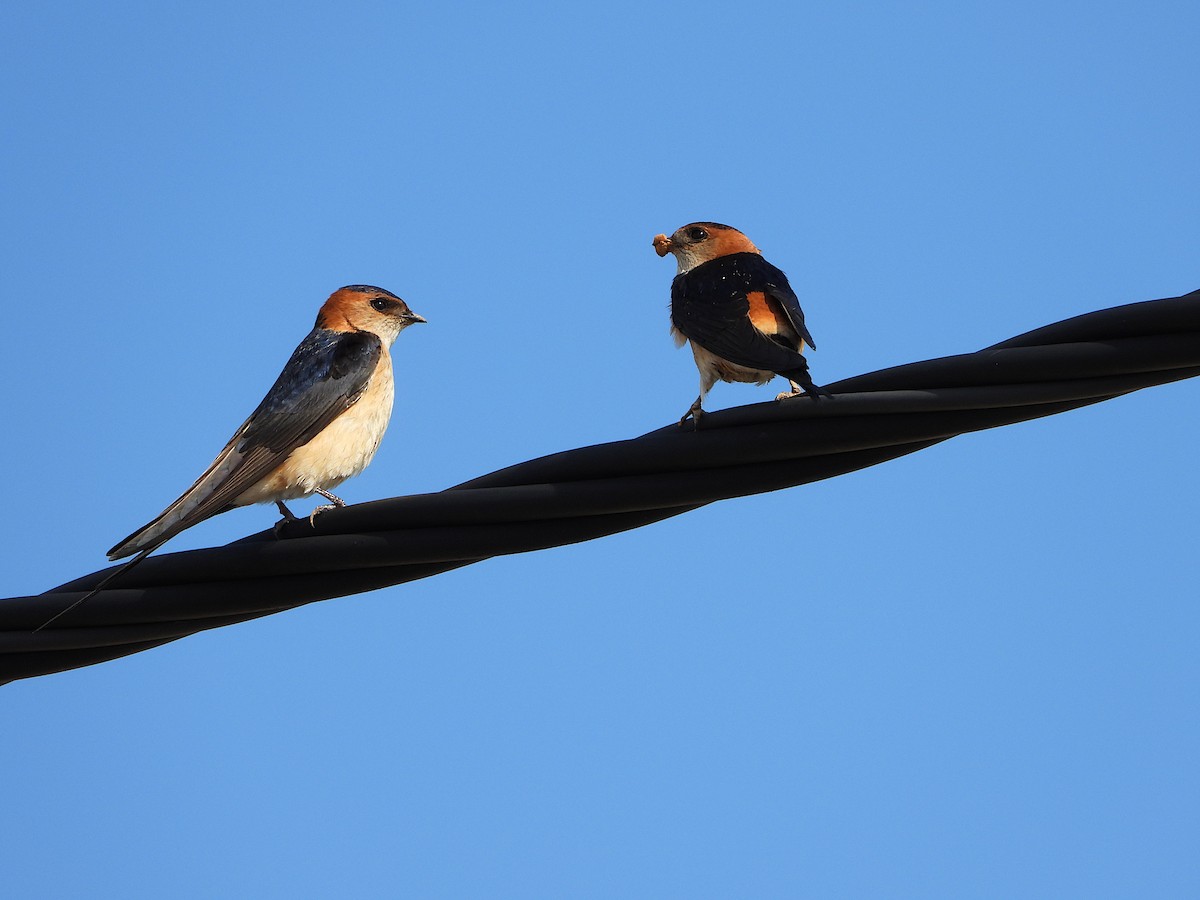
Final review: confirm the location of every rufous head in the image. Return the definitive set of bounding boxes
[652,222,760,274]
[315,285,426,345]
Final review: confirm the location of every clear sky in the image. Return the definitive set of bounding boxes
[3,2,1199,896]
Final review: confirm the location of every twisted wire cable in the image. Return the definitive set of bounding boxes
[3,288,1198,682]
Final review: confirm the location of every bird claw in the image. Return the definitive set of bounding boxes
[306,488,348,525]
[777,383,832,402]
[679,404,705,430]
[273,501,298,537]
[308,504,338,526]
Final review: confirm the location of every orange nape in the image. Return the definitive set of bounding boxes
[315,287,379,331]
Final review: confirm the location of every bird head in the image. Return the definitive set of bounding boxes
[316,285,426,345]
[652,222,760,273]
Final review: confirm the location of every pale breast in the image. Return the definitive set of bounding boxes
[242,353,396,503]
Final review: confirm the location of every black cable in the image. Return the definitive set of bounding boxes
[3,288,1198,682]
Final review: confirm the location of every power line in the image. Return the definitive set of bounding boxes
[3,288,1198,683]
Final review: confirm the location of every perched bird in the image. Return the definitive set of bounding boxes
[107,285,425,560]
[653,222,826,427]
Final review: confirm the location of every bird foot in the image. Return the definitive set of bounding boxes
[679,405,705,430]
[273,501,298,537]
[308,504,338,526]
[778,383,832,402]
[307,488,348,524]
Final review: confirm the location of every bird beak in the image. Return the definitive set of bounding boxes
[652,233,673,257]
[405,312,427,324]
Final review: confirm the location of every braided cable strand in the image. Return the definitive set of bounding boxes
[3,289,1198,682]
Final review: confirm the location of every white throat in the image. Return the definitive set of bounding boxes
[672,250,703,274]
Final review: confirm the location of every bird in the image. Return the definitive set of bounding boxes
[106,284,426,561]
[652,221,826,427]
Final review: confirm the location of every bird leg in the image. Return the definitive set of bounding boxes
[679,395,706,430]
[308,488,347,525]
[273,501,299,537]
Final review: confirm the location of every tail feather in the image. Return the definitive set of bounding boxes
[107,445,247,560]
[780,362,830,400]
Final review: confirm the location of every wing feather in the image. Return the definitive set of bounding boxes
[107,329,382,559]
[670,253,814,375]
[763,276,816,351]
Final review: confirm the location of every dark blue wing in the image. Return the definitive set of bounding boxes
[760,264,816,351]
[670,252,814,375]
[107,328,382,559]
[239,329,382,453]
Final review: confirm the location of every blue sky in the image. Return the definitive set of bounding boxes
[2,2,1198,896]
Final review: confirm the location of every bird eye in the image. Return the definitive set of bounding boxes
[687,227,708,241]
[370,297,391,311]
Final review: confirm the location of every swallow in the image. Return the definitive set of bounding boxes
[653,222,826,427]
[107,285,426,560]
